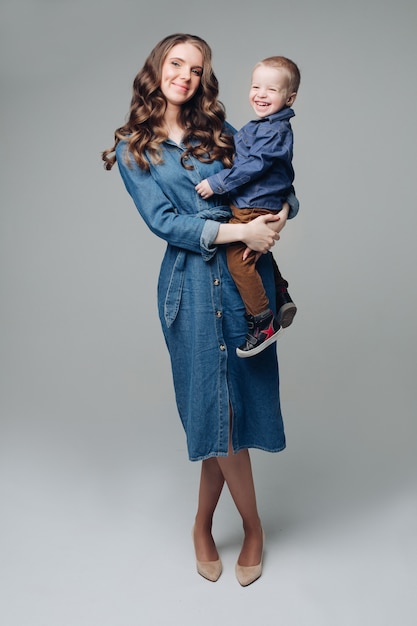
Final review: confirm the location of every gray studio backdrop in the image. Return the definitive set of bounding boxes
[1,1,416,625]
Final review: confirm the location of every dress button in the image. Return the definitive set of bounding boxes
[213,278,220,286]
[219,344,226,351]
[216,310,222,318]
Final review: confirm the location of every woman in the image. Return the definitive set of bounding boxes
[102,33,297,586]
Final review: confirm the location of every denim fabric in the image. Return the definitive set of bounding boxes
[206,108,297,212]
[116,136,290,461]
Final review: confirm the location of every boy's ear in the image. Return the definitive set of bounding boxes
[286,92,297,106]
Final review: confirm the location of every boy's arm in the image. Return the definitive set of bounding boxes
[203,125,292,196]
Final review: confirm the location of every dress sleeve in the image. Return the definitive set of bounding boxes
[286,188,299,219]
[116,142,220,260]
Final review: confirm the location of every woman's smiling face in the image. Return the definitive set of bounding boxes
[160,42,203,110]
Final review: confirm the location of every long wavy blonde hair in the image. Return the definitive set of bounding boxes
[102,33,234,171]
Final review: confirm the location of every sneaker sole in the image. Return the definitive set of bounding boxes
[277,303,297,328]
[236,328,283,359]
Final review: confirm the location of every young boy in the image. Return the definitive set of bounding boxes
[196,56,300,358]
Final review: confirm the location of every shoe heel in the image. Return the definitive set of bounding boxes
[277,302,297,328]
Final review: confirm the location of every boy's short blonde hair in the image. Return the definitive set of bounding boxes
[256,56,301,93]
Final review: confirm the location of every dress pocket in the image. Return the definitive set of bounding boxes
[164,250,186,328]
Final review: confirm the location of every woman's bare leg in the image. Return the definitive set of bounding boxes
[217,448,263,566]
[194,415,263,566]
[193,457,225,562]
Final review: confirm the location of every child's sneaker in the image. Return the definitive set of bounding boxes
[236,309,282,358]
[276,290,297,328]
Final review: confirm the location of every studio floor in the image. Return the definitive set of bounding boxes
[1,398,416,626]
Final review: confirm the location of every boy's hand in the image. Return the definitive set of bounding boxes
[195,179,214,199]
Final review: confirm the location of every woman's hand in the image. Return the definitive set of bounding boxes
[267,203,289,236]
[241,214,281,253]
[242,205,289,260]
[214,205,288,249]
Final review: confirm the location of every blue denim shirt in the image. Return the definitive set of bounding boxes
[206,108,296,212]
[116,134,296,461]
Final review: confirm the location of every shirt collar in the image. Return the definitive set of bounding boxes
[258,107,295,123]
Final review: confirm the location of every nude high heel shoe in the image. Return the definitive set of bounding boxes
[192,526,222,582]
[235,530,265,587]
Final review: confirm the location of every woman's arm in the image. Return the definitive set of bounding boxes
[116,143,219,258]
[214,213,281,253]
[116,142,283,257]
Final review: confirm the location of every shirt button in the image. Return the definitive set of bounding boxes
[219,344,226,351]
[215,310,222,318]
[213,278,220,286]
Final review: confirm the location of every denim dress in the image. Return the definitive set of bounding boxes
[116,137,294,461]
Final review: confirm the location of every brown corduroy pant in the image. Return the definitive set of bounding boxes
[227,205,288,317]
